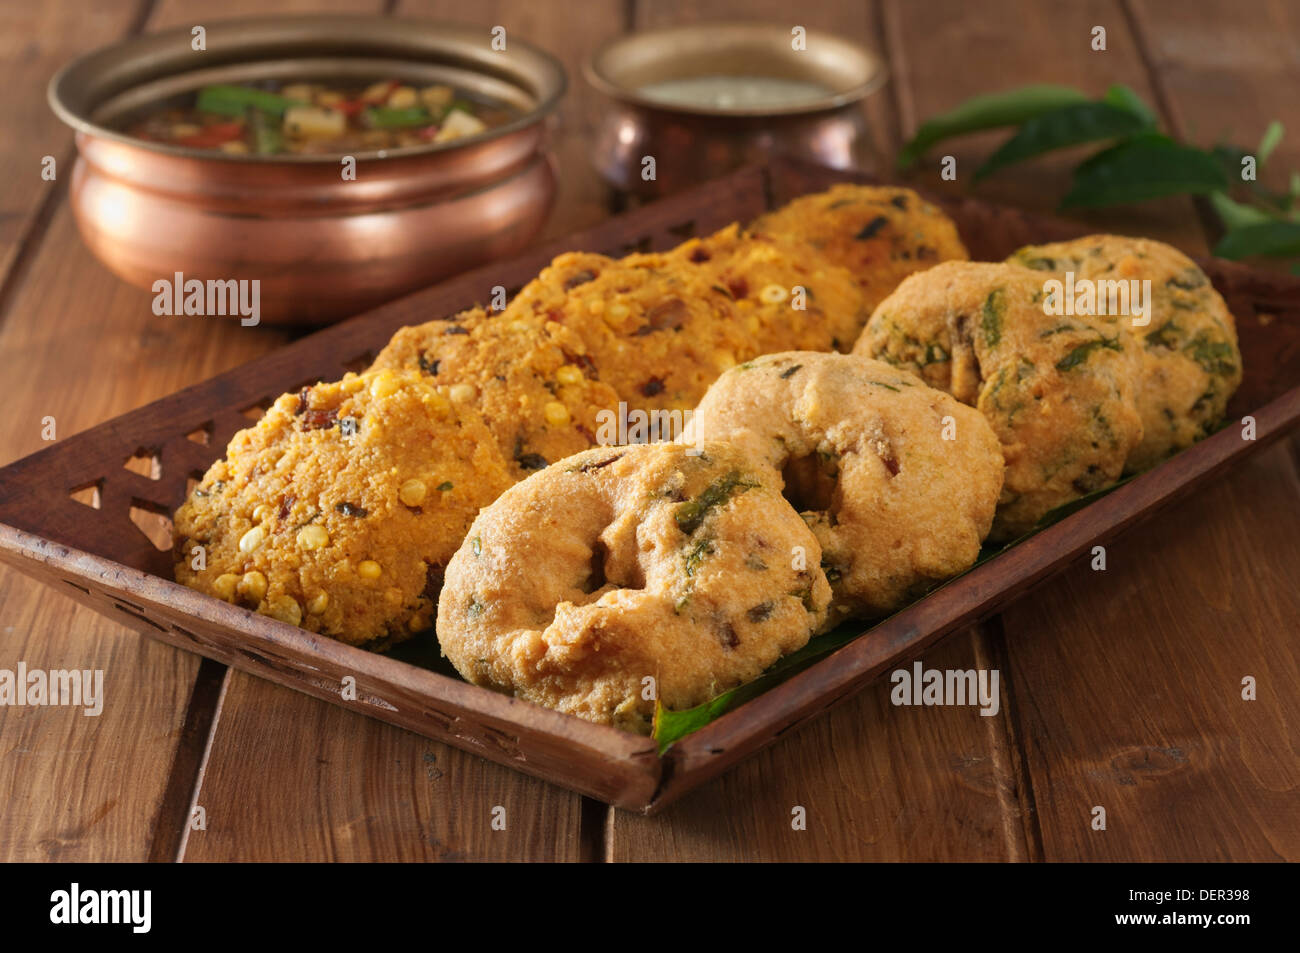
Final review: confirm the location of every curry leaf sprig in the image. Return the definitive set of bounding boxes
[898,83,1300,266]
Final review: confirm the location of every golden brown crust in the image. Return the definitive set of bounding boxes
[690,351,1003,618]
[470,226,869,412]
[436,442,832,733]
[174,369,513,646]
[1006,235,1242,471]
[371,306,621,476]
[751,184,969,313]
[856,261,1145,540]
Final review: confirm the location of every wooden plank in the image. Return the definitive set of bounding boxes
[987,0,1300,862]
[397,0,628,238]
[170,0,618,861]
[884,0,1208,251]
[0,207,289,467]
[999,441,1300,860]
[0,583,202,861]
[0,0,388,864]
[613,630,1028,861]
[181,673,585,861]
[150,0,383,27]
[0,1,146,300]
[0,0,203,866]
[1129,0,1300,231]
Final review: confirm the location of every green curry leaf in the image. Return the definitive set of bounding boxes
[1214,221,1300,259]
[1209,192,1276,230]
[1102,83,1159,128]
[897,84,1090,170]
[975,100,1154,180]
[1061,135,1229,208]
[1257,120,1284,167]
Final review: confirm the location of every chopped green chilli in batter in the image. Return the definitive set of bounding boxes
[674,470,758,535]
[1056,335,1121,371]
[683,537,715,577]
[1184,333,1237,375]
[982,289,1005,347]
[922,341,949,365]
[1145,319,1182,350]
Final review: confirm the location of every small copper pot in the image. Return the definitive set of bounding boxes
[585,22,886,197]
[49,16,566,325]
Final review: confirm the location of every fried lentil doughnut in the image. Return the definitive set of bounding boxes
[751,184,969,312]
[371,305,620,476]
[855,261,1144,540]
[174,369,513,647]
[437,441,833,733]
[1006,235,1243,471]
[688,352,1003,619]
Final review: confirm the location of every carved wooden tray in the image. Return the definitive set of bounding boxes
[1,158,1296,812]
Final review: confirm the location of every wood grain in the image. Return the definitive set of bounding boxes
[0,0,202,866]
[999,442,1300,860]
[612,630,1030,861]
[991,0,1300,861]
[1130,0,1300,244]
[182,673,586,861]
[884,0,1207,251]
[0,0,385,864]
[0,1,146,298]
[0,584,201,861]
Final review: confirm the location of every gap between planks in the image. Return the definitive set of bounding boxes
[150,658,231,862]
[592,0,1043,859]
[976,619,1046,862]
[0,0,157,339]
[879,0,1045,861]
[1118,0,1224,244]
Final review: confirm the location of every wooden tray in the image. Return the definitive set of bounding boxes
[1,158,1297,813]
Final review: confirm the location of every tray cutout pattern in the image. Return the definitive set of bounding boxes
[1,158,1297,812]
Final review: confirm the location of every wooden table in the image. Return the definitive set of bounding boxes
[1,0,1296,862]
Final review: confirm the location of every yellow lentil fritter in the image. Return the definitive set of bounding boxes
[1006,235,1242,471]
[665,224,870,353]
[477,248,727,411]
[371,306,621,476]
[751,184,969,313]
[498,226,868,411]
[856,261,1144,540]
[174,369,514,647]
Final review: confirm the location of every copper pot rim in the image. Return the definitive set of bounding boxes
[73,132,553,214]
[48,14,567,165]
[583,21,887,119]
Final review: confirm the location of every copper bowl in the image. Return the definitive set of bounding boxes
[49,16,566,325]
[585,22,886,197]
